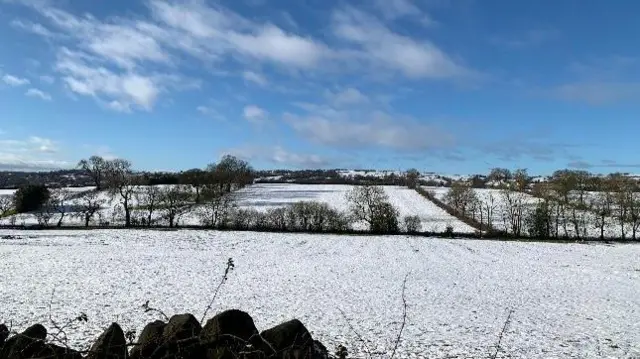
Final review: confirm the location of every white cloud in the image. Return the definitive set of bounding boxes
[11,19,57,38]
[327,87,369,106]
[197,105,226,121]
[224,145,329,168]
[56,48,159,111]
[2,74,30,86]
[25,88,52,101]
[285,110,453,151]
[331,7,467,79]
[228,25,330,68]
[373,0,436,25]
[243,105,268,124]
[0,136,67,171]
[9,0,471,113]
[242,71,267,86]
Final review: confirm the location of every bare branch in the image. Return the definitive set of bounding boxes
[490,308,515,359]
[200,257,235,323]
[389,272,410,359]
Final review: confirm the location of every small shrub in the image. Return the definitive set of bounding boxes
[265,207,287,230]
[404,215,421,234]
[370,202,400,234]
[13,185,50,213]
[285,201,348,232]
[444,225,454,237]
[526,202,552,239]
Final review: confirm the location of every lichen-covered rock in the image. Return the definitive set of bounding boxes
[201,310,258,343]
[87,323,128,359]
[162,314,201,343]
[0,324,9,348]
[129,320,165,359]
[0,324,47,359]
[260,320,313,351]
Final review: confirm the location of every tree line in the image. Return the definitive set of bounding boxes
[439,167,640,240]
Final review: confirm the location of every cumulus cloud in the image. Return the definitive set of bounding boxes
[2,74,30,86]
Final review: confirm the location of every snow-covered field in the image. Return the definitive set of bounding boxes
[0,184,474,233]
[0,230,638,358]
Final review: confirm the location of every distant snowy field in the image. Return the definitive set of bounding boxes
[0,230,638,358]
[229,184,475,233]
[1,184,475,233]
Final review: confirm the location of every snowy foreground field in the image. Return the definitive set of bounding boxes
[1,230,638,358]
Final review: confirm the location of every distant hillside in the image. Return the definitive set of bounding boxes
[0,170,94,189]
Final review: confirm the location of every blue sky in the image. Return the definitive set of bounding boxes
[1,0,640,174]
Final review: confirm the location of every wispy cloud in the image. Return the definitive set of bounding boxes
[11,19,57,38]
[568,159,640,170]
[243,105,268,124]
[551,82,640,105]
[40,75,55,84]
[7,0,471,115]
[2,74,30,86]
[326,87,369,107]
[25,88,52,101]
[549,56,640,105]
[224,145,329,168]
[372,0,436,25]
[331,6,469,79]
[242,71,268,86]
[285,109,454,151]
[0,136,67,171]
[197,105,226,121]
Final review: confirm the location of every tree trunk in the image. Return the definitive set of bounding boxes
[85,215,90,227]
[57,213,65,227]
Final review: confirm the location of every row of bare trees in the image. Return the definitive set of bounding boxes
[440,168,640,240]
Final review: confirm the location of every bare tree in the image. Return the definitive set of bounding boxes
[500,187,527,237]
[136,185,162,227]
[608,173,630,239]
[404,169,420,189]
[0,196,12,216]
[513,168,530,192]
[159,185,192,228]
[346,185,399,233]
[627,189,640,240]
[443,181,477,217]
[76,190,105,227]
[105,159,137,227]
[181,169,208,204]
[480,192,498,231]
[78,156,108,190]
[34,204,55,226]
[49,188,73,227]
[488,168,512,186]
[198,185,235,228]
[590,189,612,240]
[208,155,254,194]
